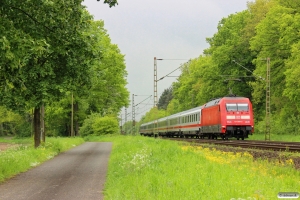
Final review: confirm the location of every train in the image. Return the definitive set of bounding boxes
[140,96,254,140]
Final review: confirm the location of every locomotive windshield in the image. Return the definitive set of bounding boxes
[237,103,249,111]
[226,103,249,111]
[226,104,237,111]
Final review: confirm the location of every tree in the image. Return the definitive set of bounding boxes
[139,107,167,124]
[157,87,173,110]
[250,1,300,120]
[84,20,129,116]
[171,56,226,113]
[96,0,118,7]
[0,1,94,147]
[205,11,253,99]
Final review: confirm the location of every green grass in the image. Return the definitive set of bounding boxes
[0,136,32,144]
[250,133,300,142]
[0,137,84,183]
[88,135,300,200]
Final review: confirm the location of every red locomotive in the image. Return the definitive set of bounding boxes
[140,96,254,140]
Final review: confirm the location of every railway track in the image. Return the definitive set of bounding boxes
[164,138,300,152]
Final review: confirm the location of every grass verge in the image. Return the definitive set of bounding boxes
[0,137,84,183]
[250,133,300,142]
[87,135,300,200]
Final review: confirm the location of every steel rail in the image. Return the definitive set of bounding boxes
[164,138,300,152]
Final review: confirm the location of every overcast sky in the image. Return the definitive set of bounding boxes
[82,0,253,120]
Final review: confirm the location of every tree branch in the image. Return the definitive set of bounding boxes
[4,3,55,33]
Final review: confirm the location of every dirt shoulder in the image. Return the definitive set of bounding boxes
[0,143,13,151]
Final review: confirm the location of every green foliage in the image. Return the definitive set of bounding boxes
[92,116,119,135]
[0,1,94,109]
[157,87,173,110]
[170,56,226,113]
[139,107,168,124]
[250,1,300,119]
[283,41,300,112]
[80,114,119,136]
[45,97,72,137]
[96,0,118,7]
[205,10,253,99]
[0,106,31,137]
[84,20,129,116]
[0,2,128,142]
[166,98,181,115]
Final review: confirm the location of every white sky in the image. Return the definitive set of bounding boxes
[82,0,253,121]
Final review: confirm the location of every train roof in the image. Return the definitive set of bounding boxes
[140,105,204,126]
[176,105,203,116]
[204,96,250,108]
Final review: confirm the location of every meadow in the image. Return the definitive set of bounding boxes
[0,137,85,183]
[87,135,300,200]
[1,134,300,199]
[250,133,300,142]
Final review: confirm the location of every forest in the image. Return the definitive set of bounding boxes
[0,0,129,147]
[139,0,300,136]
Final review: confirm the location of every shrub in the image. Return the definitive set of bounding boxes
[80,114,119,136]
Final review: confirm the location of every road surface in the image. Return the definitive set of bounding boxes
[0,142,112,200]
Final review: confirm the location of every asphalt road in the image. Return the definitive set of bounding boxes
[0,142,112,200]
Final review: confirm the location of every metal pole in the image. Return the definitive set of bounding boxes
[71,93,74,137]
[125,107,127,134]
[154,57,158,107]
[120,114,123,134]
[132,94,135,134]
[265,58,271,141]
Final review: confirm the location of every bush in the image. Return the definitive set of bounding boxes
[80,114,119,136]
[255,115,300,135]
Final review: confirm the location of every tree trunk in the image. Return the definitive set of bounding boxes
[34,107,41,148]
[0,123,3,136]
[71,93,74,137]
[74,102,79,136]
[41,105,45,143]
